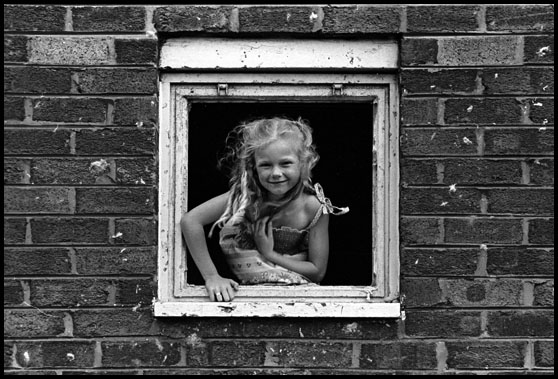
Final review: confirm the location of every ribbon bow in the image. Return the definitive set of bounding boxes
[314,183,350,215]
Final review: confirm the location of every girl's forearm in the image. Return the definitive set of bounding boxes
[181,219,220,280]
[265,251,323,282]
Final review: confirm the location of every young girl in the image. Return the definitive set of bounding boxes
[180,117,348,302]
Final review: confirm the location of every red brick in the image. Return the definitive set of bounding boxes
[401,69,478,95]
[529,158,554,186]
[4,280,24,306]
[4,96,25,121]
[442,279,523,306]
[529,218,554,245]
[484,128,554,156]
[267,341,352,368]
[524,36,554,64]
[400,128,478,156]
[407,5,480,33]
[4,247,72,275]
[444,98,522,125]
[322,6,401,34]
[401,38,438,66]
[209,341,266,367]
[534,281,554,307]
[4,5,66,32]
[153,6,235,33]
[76,187,154,214]
[487,189,554,215]
[481,68,554,95]
[529,98,554,124]
[446,341,526,369]
[360,342,437,369]
[487,248,554,276]
[31,158,115,185]
[29,279,112,307]
[401,187,481,214]
[4,129,71,155]
[239,6,319,33]
[4,35,29,63]
[445,218,523,244]
[4,217,27,244]
[75,247,156,275]
[4,158,29,184]
[75,68,157,94]
[30,217,108,244]
[114,218,157,245]
[33,98,107,123]
[16,340,96,368]
[72,6,145,32]
[115,39,158,65]
[400,217,441,245]
[4,187,72,214]
[534,341,554,367]
[405,311,481,337]
[72,309,155,337]
[4,67,72,94]
[75,128,156,155]
[113,98,158,127]
[486,5,554,32]
[400,98,438,125]
[101,340,181,367]
[401,278,444,307]
[487,310,554,337]
[4,309,67,338]
[401,248,478,276]
[444,159,522,185]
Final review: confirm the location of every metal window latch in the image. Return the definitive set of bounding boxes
[332,84,343,96]
[217,83,228,96]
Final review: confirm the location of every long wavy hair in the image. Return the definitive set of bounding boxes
[209,117,319,237]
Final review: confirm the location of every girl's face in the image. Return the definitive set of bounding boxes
[254,138,302,201]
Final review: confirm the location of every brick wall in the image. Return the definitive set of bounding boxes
[4,4,554,374]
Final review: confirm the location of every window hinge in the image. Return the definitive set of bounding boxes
[332,84,343,96]
[217,83,228,96]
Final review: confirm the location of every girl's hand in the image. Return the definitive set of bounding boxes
[254,216,274,258]
[204,274,239,302]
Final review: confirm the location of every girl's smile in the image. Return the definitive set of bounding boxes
[254,138,302,200]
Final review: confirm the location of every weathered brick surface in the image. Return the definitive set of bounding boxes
[441,279,523,307]
[400,128,478,156]
[28,37,112,65]
[401,69,478,95]
[481,68,554,95]
[30,217,108,244]
[33,98,107,123]
[4,67,72,94]
[486,5,554,32]
[31,158,115,185]
[267,341,352,368]
[534,280,554,307]
[115,158,156,185]
[75,128,155,155]
[529,158,554,185]
[401,38,438,66]
[113,98,158,127]
[444,98,522,125]
[4,96,25,121]
[4,158,29,184]
[76,188,154,214]
[114,218,157,245]
[529,98,554,124]
[534,341,554,367]
[400,98,438,125]
[401,248,479,276]
[400,159,438,185]
[444,218,523,244]
[524,36,554,64]
[443,159,522,185]
[4,5,67,32]
[4,129,71,155]
[529,218,554,245]
[208,341,266,367]
[438,36,521,66]
[72,6,146,32]
[401,187,481,214]
[101,340,181,367]
[114,279,156,305]
[75,68,157,94]
[4,309,67,338]
[487,310,554,337]
[446,341,526,369]
[400,217,441,245]
[406,5,480,33]
[487,188,554,215]
[153,6,235,33]
[4,35,29,63]
[72,309,155,337]
[4,281,24,306]
[239,6,319,33]
[115,39,158,65]
[4,187,72,214]
[321,6,401,34]
[4,247,72,275]
[404,311,481,337]
[16,341,96,368]
[360,342,437,369]
[4,217,27,244]
[486,248,554,276]
[75,247,156,275]
[401,278,444,307]
[484,128,554,156]
[29,279,112,307]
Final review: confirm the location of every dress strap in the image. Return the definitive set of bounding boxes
[306,183,349,230]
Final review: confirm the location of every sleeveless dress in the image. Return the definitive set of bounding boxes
[218,183,349,285]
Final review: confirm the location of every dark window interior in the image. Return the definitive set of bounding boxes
[186,102,373,285]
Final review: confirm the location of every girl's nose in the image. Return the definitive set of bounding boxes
[271,166,283,178]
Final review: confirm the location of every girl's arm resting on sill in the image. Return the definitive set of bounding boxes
[180,192,239,301]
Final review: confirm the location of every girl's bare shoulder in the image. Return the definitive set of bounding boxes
[302,191,322,218]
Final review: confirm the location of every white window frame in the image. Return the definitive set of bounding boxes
[154,38,400,317]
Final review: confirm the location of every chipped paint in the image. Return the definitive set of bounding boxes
[449,184,457,193]
[536,46,550,57]
[462,137,473,145]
